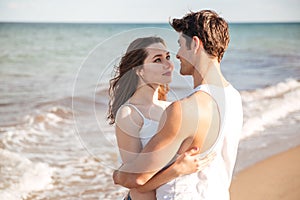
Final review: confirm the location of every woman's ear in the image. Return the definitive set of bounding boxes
[136,68,144,78]
[192,36,203,54]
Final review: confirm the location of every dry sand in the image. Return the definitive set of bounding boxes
[230,145,300,200]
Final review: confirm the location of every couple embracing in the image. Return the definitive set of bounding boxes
[107,10,243,200]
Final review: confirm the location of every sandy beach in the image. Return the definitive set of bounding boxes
[230,145,300,200]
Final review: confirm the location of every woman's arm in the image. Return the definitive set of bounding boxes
[136,148,216,192]
[114,105,156,198]
[115,105,143,162]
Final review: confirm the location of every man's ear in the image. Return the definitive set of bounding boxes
[192,36,203,54]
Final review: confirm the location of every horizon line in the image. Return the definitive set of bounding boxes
[0,20,300,24]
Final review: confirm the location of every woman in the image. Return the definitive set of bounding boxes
[108,37,208,199]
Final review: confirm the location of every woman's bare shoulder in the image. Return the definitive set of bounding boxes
[116,104,144,128]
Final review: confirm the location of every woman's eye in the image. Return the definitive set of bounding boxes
[154,58,161,63]
[166,55,171,60]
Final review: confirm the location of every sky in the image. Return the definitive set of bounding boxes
[0,0,299,23]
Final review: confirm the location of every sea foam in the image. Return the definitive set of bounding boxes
[0,149,53,200]
[241,78,300,139]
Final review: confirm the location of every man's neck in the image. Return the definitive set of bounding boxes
[192,59,228,88]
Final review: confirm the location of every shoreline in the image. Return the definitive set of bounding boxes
[230,145,300,200]
[234,109,300,173]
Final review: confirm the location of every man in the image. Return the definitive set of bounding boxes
[114,10,243,199]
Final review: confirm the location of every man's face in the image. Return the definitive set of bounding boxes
[176,33,194,75]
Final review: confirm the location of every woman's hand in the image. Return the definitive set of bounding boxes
[135,147,216,192]
[173,147,216,176]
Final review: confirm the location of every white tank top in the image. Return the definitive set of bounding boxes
[123,104,159,147]
[156,84,243,200]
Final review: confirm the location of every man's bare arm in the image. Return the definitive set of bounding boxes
[113,92,218,189]
[113,101,186,187]
[113,96,211,187]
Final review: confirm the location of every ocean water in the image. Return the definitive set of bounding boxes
[0,22,300,199]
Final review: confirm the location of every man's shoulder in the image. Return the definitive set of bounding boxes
[167,91,215,114]
[181,90,216,106]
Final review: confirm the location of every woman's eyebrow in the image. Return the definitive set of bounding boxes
[152,54,162,59]
[152,52,170,59]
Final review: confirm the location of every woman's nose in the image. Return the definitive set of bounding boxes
[165,60,174,70]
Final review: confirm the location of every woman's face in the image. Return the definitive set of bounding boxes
[139,42,174,85]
